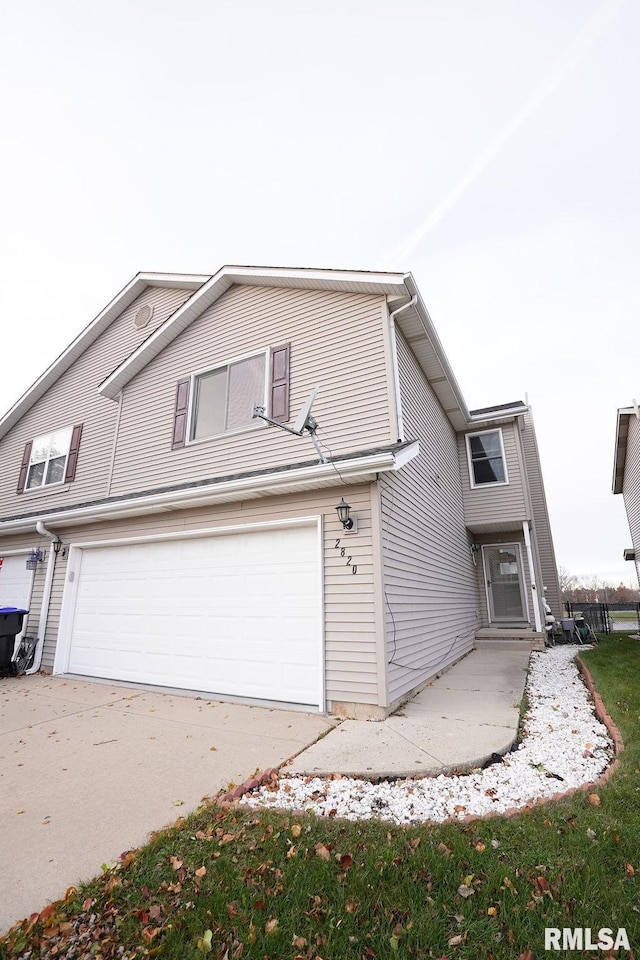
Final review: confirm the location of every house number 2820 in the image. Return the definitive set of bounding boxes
[334,539,357,574]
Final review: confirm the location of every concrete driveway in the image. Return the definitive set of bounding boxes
[0,674,335,934]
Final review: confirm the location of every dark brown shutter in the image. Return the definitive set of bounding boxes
[64,424,84,482]
[16,441,33,494]
[270,343,290,422]
[172,378,190,449]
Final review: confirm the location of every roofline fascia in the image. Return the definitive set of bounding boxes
[99,265,409,400]
[402,273,471,424]
[0,443,419,536]
[0,272,212,441]
[469,406,529,421]
[613,407,634,494]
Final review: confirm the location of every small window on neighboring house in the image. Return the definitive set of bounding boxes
[466,429,508,486]
[190,352,268,442]
[17,424,83,493]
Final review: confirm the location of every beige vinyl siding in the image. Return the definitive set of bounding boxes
[381,329,478,708]
[41,486,379,708]
[459,422,528,529]
[473,532,534,627]
[517,412,562,618]
[0,287,194,519]
[622,414,640,587]
[109,285,393,496]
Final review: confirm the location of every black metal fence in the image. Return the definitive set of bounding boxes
[565,602,640,634]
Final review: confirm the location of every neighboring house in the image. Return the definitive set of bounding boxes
[0,266,561,718]
[613,400,640,588]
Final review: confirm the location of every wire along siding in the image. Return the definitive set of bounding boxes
[0,287,194,519]
[109,285,393,496]
[382,329,478,709]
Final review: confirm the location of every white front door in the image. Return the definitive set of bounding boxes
[58,523,323,708]
[482,544,528,623]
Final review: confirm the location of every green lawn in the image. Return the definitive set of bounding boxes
[2,636,640,960]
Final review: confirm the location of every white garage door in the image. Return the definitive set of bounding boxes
[64,524,322,707]
[0,555,33,645]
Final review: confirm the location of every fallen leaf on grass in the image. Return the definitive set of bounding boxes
[197,929,213,954]
[170,856,184,871]
[457,884,474,898]
[291,824,302,837]
[625,863,635,876]
[195,865,207,878]
[315,843,331,861]
[587,793,601,807]
[265,917,279,934]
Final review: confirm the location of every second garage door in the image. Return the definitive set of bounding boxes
[63,523,322,708]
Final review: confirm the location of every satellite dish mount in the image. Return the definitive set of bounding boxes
[253,387,327,463]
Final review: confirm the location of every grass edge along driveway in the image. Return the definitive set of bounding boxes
[2,635,639,960]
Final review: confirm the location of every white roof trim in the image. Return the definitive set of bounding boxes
[0,272,211,441]
[0,443,419,536]
[613,405,636,494]
[99,265,408,400]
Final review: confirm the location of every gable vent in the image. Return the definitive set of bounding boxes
[134,303,154,329]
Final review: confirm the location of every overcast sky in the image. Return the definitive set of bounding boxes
[1,0,638,584]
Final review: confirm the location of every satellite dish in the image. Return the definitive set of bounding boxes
[252,384,326,463]
[294,386,319,435]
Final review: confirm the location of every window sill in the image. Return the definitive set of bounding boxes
[185,421,264,448]
[21,483,72,500]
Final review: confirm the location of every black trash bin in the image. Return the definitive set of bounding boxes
[0,607,29,678]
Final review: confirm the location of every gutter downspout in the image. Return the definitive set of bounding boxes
[387,295,417,442]
[27,521,60,674]
[522,520,543,633]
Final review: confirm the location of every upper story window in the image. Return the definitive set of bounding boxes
[17,424,83,494]
[171,344,290,450]
[466,428,508,487]
[189,352,268,442]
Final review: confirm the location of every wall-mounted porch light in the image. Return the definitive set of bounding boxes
[52,537,63,556]
[26,549,44,571]
[336,498,356,532]
[470,542,480,566]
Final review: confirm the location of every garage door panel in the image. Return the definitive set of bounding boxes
[66,525,321,707]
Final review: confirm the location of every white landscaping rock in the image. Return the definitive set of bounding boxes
[240,645,613,825]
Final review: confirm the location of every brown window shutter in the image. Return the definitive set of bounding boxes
[172,378,190,449]
[270,343,290,422]
[64,424,84,482]
[17,441,33,494]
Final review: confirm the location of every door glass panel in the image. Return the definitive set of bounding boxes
[484,545,525,621]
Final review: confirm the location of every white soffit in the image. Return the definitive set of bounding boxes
[0,443,419,536]
[613,407,634,494]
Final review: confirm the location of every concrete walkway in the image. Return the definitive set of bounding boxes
[286,648,531,777]
[0,675,335,934]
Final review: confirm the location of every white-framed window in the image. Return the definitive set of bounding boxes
[26,427,74,490]
[188,351,268,442]
[465,428,508,487]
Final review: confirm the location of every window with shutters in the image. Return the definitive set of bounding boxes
[19,425,83,492]
[189,350,268,442]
